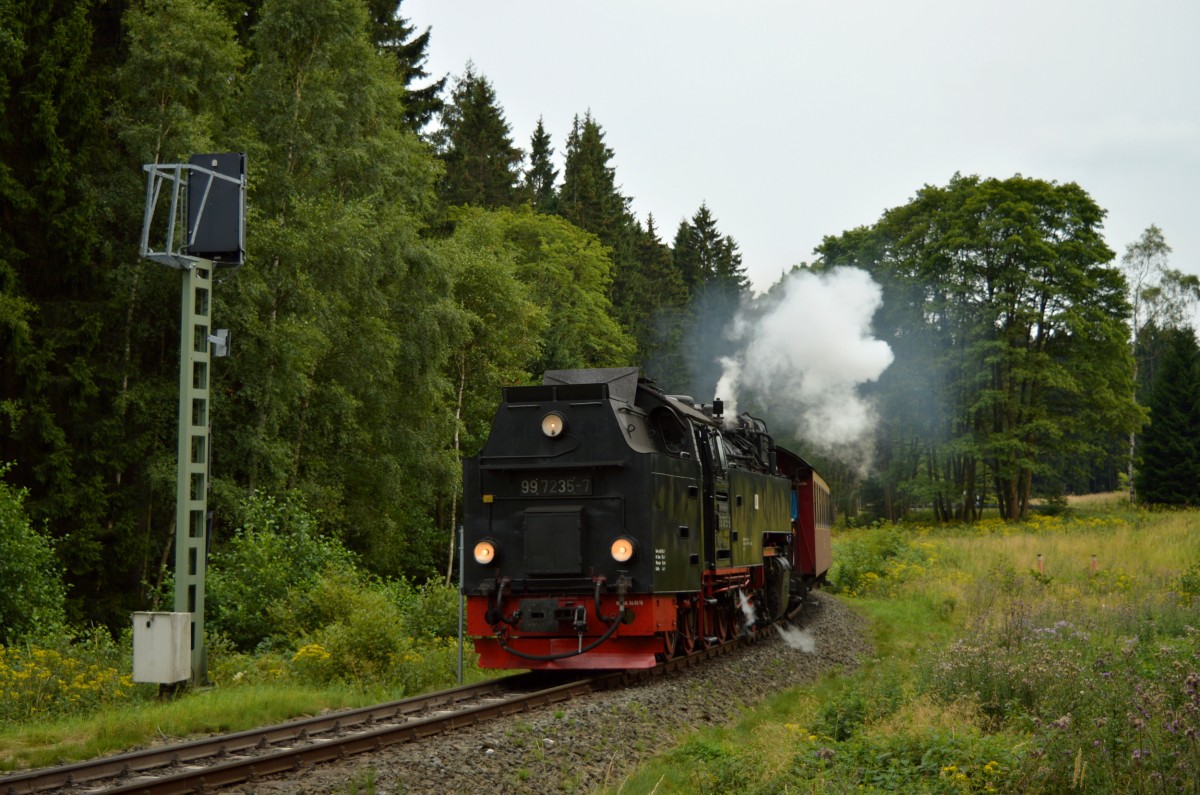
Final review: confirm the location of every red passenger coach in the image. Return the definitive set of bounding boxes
[768,445,831,612]
[786,454,832,585]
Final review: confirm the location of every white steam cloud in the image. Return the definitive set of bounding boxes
[775,623,817,653]
[716,267,893,468]
[715,357,742,420]
[737,588,756,634]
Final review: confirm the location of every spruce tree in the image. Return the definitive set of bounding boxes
[524,117,558,213]
[367,0,446,131]
[558,110,659,364]
[558,111,632,250]
[672,202,749,293]
[671,203,750,398]
[1,0,131,625]
[434,62,523,208]
[629,215,690,388]
[1135,327,1200,505]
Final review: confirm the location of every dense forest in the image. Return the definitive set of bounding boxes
[3,0,1199,634]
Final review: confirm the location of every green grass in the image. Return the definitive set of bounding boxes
[1,576,486,772]
[601,500,1200,794]
[0,684,389,770]
[603,596,963,795]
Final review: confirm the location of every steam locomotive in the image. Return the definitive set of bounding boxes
[461,367,831,670]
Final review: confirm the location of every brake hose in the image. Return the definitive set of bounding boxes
[494,578,627,662]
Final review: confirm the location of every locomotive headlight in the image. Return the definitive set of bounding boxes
[610,536,637,564]
[473,539,499,566]
[541,412,565,438]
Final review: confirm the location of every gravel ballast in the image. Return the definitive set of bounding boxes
[226,591,870,794]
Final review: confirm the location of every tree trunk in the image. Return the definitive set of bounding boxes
[1127,429,1136,502]
[151,515,174,611]
[1019,468,1033,519]
[964,458,977,522]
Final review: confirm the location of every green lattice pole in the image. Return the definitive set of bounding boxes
[173,260,213,685]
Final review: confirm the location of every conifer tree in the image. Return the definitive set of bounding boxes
[1135,327,1200,505]
[670,203,750,397]
[1,0,140,625]
[1119,225,1200,499]
[556,110,681,369]
[434,62,523,208]
[558,112,632,250]
[524,117,558,213]
[367,0,446,131]
[672,203,749,293]
[628,215,690,388]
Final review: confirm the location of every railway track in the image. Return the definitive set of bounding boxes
[1,632,758,795]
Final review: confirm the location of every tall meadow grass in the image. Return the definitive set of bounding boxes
[607,498,1200,794]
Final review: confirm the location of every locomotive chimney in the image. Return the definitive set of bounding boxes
[713,398,724,420]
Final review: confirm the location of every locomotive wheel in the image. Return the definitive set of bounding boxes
[659,630,679,660]
[699,602,719,648]
[715,604,729,641]
[679,606,699,653]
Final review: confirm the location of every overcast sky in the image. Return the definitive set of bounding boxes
[403,0,1199,295]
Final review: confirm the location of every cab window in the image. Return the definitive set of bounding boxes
[651,408,694,458]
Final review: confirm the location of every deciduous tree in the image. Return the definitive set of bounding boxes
[105,0,246,611]
[482,207,636,373]
[222,0,451,578]
[0,464,67,643]
[818,174,1141,520]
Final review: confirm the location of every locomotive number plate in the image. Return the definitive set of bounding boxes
[517,476,592,497]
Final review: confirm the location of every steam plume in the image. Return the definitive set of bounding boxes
[716,267,893,468]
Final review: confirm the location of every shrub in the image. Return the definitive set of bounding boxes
[204,492,474,693]
[830,524,933,596]
[812,685,868,741]
[0,463,67,644]
[0,627,146,721]
[384,577,462,640]
[206,491,358,650]
[1176,563,1200,605]
[276,569,471,694]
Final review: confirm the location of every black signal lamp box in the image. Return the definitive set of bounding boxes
[186,153,245,265]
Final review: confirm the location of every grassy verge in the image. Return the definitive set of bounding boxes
[0,572,486,772]
[0,670,503,771]
[0,684,383,770]
[602,496,1200,794]
[0,646,490,772]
